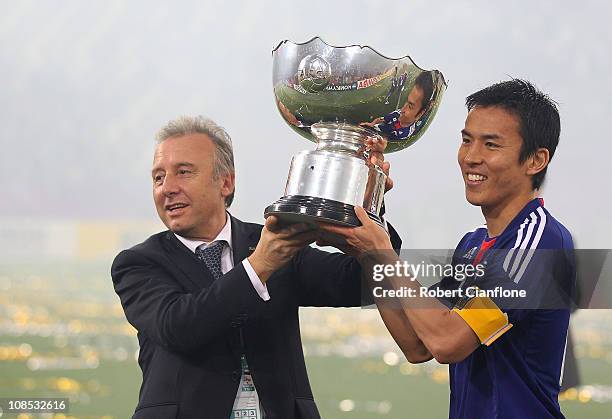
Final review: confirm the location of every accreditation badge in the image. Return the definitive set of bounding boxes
[230,355,262,419]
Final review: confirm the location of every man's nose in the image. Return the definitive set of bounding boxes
[463,143,484,165]
[161,174,180,196]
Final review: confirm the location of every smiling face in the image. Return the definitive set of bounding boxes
[152,133,234,240]
[458,106,535,215]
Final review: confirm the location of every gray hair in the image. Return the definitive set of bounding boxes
[156,115,235,207]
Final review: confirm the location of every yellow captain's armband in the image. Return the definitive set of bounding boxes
[451,291,513,346]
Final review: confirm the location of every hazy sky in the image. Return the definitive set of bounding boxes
[1,0,610,248]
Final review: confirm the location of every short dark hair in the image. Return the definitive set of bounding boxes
[414,71,434,113]
[465,79,560,190]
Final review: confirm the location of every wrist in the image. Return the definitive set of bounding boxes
[247,253,274,283]
[362,245,397,265]
[372,236,394,252]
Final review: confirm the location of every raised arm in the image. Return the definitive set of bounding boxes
[112,218,319,354]
[320,207,483,364]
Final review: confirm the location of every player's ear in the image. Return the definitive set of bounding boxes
[416,102,428,120]
[526,148,550,177]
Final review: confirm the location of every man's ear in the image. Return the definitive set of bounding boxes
[416,104,428,121]
[220,172,235,199]
[526,148,550,177]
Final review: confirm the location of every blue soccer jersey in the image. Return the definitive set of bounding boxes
[436,198,575,419]
[375,110,418,141]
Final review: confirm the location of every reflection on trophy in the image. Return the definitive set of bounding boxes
[265,37,447,226]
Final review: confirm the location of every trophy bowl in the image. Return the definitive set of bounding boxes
[265,37,447,226]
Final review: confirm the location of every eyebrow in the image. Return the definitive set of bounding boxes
[461,129,503,140]
[151,162,196,175]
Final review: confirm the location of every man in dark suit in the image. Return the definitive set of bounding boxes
[111,115,399,419]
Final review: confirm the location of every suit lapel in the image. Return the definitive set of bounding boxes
[161,215,260,291]
[163,231,215,289]
[230,214,260,266]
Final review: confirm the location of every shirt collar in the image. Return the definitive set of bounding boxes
[496,197,544,241]
[174,213,232,254]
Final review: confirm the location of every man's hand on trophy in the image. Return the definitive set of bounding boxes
[315,230,354,258]
[248,216,319,283]
[318,206,393,262]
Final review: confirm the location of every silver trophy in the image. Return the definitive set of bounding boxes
[265,37,446,226]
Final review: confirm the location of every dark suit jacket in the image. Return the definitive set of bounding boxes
[111,214,400,419]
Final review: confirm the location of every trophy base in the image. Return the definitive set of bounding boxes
[264,195,382,227]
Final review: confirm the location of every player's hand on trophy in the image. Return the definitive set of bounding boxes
[365,136,387,154]
[318,206,393,261]
[381,161,394,192]
[364,137,394,192]
[248,216,319,283]
[315,230,354,257]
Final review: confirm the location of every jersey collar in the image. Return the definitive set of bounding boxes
[493,197,544,243]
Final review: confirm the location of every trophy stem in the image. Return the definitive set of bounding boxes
[264,123,387,227]
[264,129,387,227]
[311,122,382,160]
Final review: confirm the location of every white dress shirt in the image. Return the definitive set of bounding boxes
[174,214,270,301]
[175,214,267,417]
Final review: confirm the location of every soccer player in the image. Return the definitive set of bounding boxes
[384,66,399,105]
[362,71,434,142]
[395,71,408,108]
[321,79,574,419]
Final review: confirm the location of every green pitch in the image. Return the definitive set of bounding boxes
[307,356,612,419]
